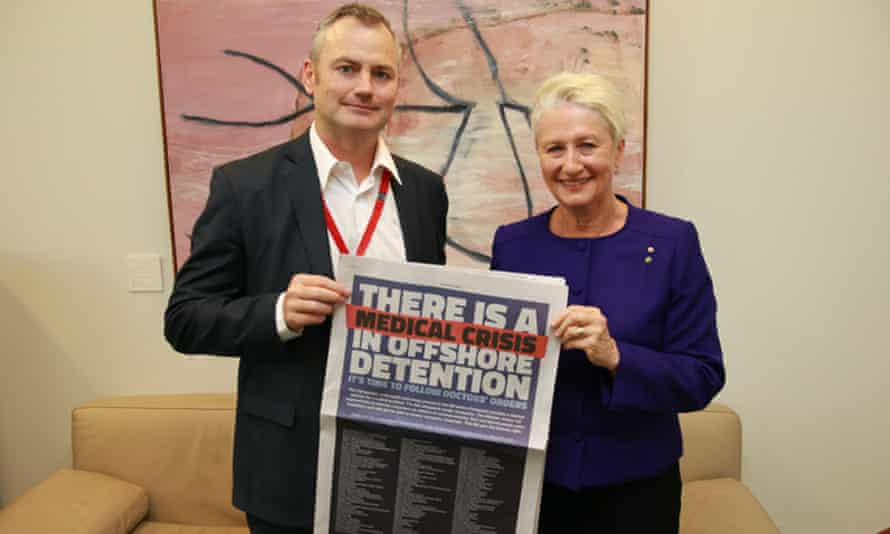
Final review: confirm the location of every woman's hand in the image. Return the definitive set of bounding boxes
[551,305,620,373]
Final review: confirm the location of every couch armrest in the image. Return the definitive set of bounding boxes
[0,468,148,534]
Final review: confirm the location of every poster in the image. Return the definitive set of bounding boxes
[316,256,567,534]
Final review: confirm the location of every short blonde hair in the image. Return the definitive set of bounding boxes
[531,72,626,141]
[309,3,398,62]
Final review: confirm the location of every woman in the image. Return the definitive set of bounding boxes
[490,72,725,533]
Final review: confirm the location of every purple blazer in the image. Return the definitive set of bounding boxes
[490,197,724,489]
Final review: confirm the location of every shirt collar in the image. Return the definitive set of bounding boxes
[309,122,402,191]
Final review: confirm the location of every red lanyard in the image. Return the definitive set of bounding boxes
[321,168,392,256]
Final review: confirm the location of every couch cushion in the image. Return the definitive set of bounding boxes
[679,402,742,482]
[132,522,249,534]
[0,468,148,534]
[72,394,245,526]
[680,478,779,534]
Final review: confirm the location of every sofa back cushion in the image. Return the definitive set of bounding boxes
[71,395,740,524]
[72,394,245,526]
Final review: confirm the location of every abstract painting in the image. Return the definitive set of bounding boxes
[154,0,648,269]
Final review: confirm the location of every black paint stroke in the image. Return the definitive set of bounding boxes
[456,0,534,220]
[402,0,490,263]
[400,0,476,182]
[182,49,314,127]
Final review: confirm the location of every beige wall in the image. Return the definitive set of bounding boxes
[646,1,890,532]
[1,1,888,532]
[0,0,237,508]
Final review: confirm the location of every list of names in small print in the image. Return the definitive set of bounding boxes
[392,437,459,534]
[450,445,522,534]
[333,427,399,534]
[331,421,525,534]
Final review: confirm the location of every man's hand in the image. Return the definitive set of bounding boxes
[282,274,351,331]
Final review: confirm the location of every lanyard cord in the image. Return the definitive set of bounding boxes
[321,168,392,256]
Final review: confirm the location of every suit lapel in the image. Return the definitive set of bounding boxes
[281,134,334,278]
[392,161,422,263]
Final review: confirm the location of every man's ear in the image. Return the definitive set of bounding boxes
[302,58,316,96]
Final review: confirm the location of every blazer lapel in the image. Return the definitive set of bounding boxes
[281,134,334,278]
[392,165,422,263]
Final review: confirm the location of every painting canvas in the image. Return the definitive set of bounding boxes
[154,0,648,269]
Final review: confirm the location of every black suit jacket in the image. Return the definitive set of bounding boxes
[164,133,448,527]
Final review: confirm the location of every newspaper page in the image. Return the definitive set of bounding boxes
[315,256,567,534]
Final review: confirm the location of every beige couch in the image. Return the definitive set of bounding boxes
[0,395,778,533]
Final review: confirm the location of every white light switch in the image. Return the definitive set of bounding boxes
[127,253,163,292]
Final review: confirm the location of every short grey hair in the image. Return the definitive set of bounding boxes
[531,72,626,141]
[309,3,398,62]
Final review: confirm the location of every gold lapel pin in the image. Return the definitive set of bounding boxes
[644,245,655,263]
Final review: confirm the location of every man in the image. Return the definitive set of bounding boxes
[164,4,448,533]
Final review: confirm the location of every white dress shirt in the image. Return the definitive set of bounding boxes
[276,123,407,340]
